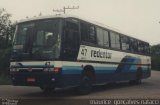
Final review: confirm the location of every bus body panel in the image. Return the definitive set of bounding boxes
[10,15,151,91]
[10,49,151,88]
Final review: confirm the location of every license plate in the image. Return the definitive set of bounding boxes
[27,78,35,82]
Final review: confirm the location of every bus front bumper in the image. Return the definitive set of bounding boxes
[10,72,60,87]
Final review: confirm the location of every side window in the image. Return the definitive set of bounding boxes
[103,30,109,47]
[138,42,150,54]
[81,22,88,42]
[138,41,145,53]
[96,27,109,47]
[80,22,96,44]
[121,36,130,51]
[110,32,120,49]
[63,20,79,60]
[144,43,150,54]
[89,25,96,43]
[96,27,104,46]
[65,21,79,49]
[130,38,138,52]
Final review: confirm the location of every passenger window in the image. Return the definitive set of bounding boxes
[103,30,109,47]
[130,39,138,52]
[65,21,79,49]
[121,36,130,51]
[89,26,96,43]
[96,27,109,47]
[80,22,96,44]
[144,43,150,54]
[138,41,145,53]
[110,32,120,49]
[96,27,104,46]
[80,22,88,42]
[138,42,150,54]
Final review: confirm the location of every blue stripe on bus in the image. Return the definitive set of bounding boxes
[95,67,116,71]
[95,67,116,73]
[62,70,81,74]
[61,66,149,75]
[62,66,117,74]
[62,66,82,70]
[62,66,82,74]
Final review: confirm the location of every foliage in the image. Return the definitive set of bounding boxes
[151,44,160,55]
[151,44,160,70]
[0,48,11,75]
[0,8,16,49]
[0,73,11,85]
[0,8,15,78]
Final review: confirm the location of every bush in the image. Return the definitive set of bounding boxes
[151,56,160,70]
[0,48,12,85]
[0,73,11,85]
[0,48,11,74]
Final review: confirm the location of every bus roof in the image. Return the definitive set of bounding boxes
[18,14,149,44]
[19,14,121,32]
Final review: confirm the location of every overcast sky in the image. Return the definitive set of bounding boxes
[0,0,160,45]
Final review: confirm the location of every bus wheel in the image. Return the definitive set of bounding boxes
[77,75,92,95]
[136,68,142,84]
[40,86,55,93]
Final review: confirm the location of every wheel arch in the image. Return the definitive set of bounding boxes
[81,65,96,83]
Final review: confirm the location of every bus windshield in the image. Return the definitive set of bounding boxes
[12,19,61,61]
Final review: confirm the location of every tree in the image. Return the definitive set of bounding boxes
[151,44,160,55]
[0,8,16,49]
[151,44,160,70]
[0,8,16,75]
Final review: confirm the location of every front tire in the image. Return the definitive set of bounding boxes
[77,75,92,95]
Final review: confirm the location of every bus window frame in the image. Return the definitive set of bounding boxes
[80,21,97,45]
[61,17,150,57]
[110,31,121,50]
[61,18,80,60]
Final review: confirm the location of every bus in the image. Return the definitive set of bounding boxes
[10,15,151,94]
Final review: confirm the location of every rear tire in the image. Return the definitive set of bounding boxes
[129,68,142,85]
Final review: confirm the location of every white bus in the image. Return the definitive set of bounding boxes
[10,15,151,94]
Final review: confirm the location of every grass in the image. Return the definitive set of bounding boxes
[0,74,11,85]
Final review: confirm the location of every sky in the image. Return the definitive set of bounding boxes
[0,0,160,45]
